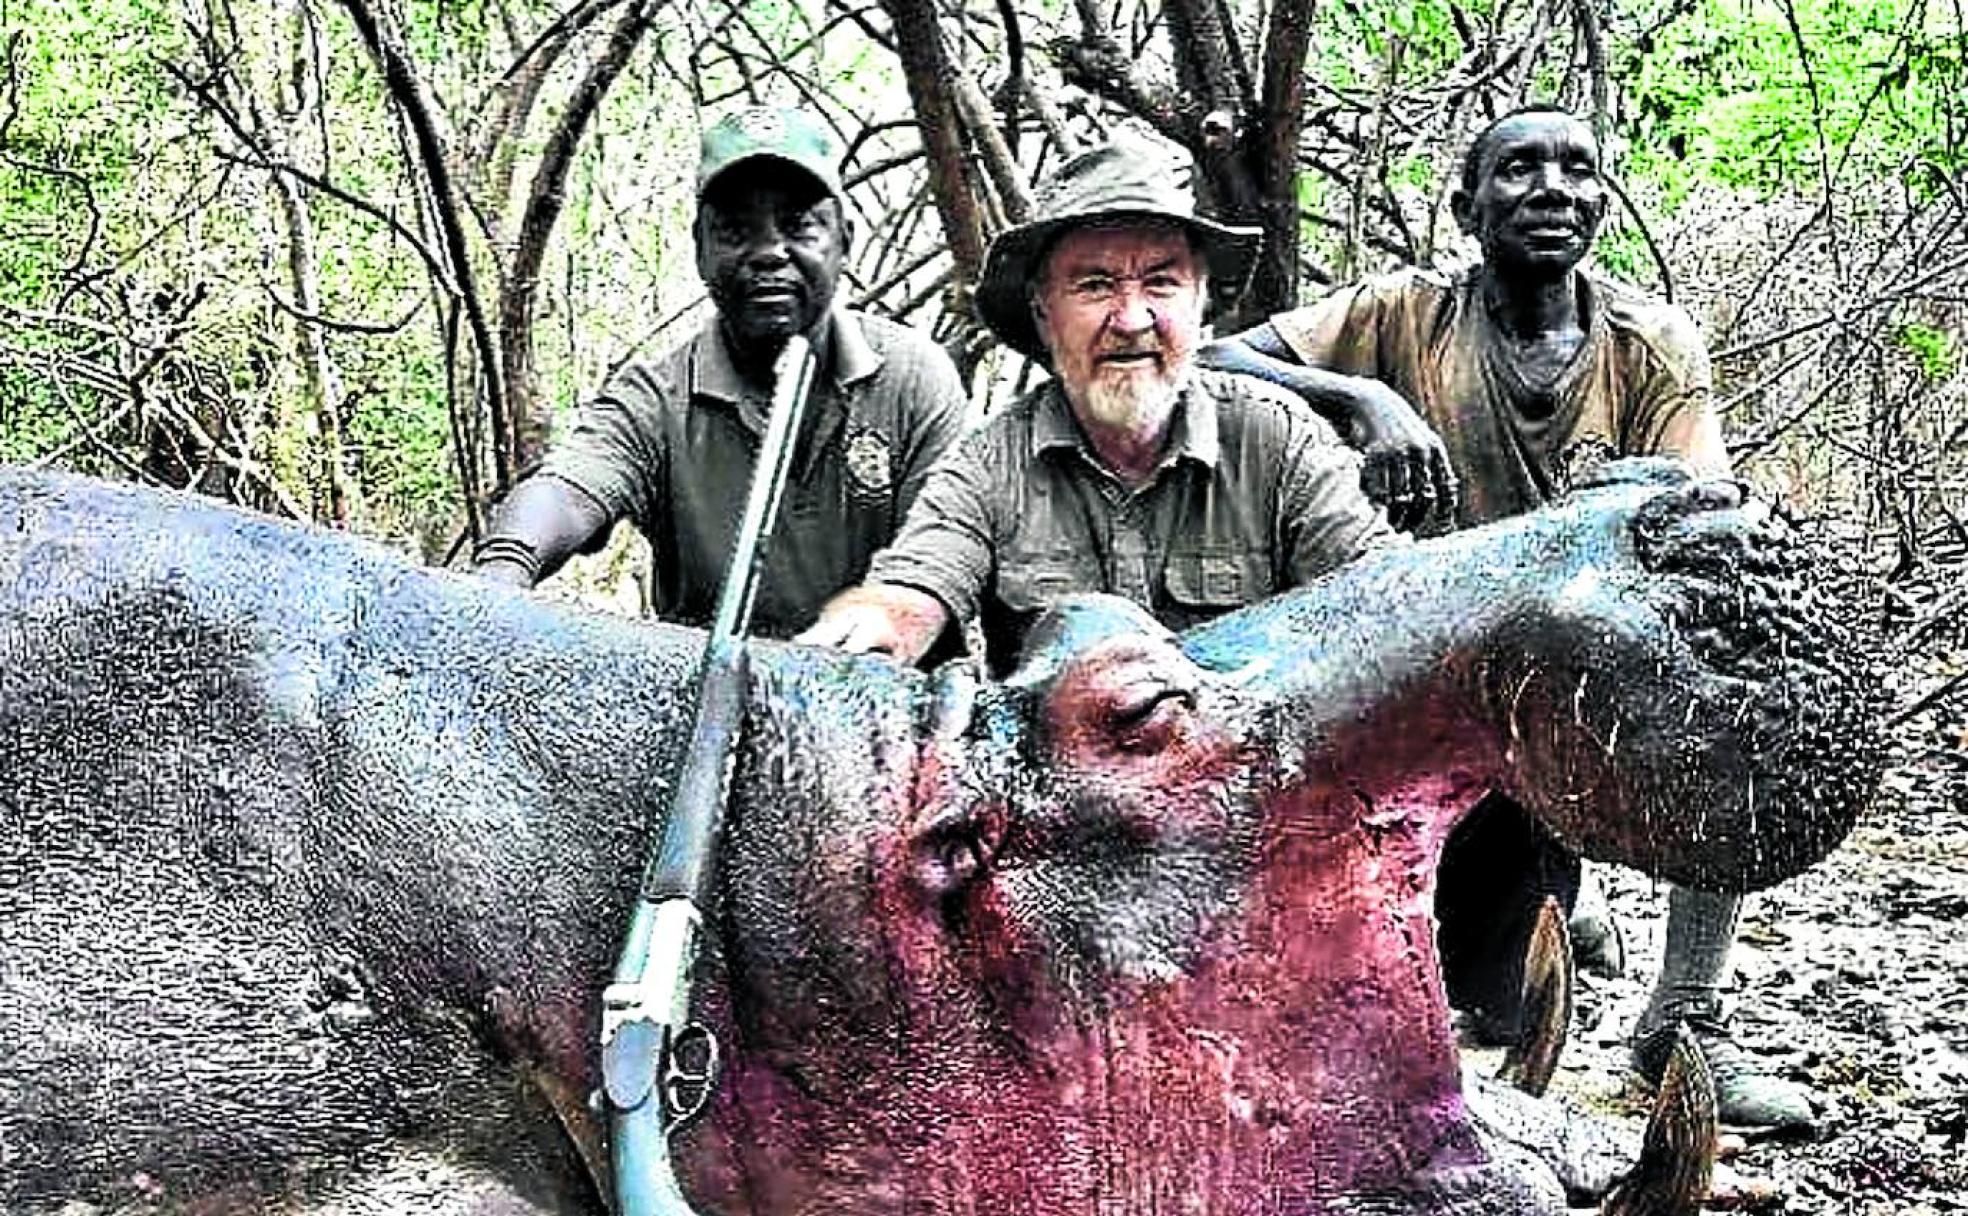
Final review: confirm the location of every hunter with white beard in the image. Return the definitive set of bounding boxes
[800,138,1399,674]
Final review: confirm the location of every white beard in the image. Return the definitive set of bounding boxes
[1079,364,1184,434]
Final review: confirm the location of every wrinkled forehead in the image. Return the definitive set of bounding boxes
[1477,112,1600,175]
[1038,219,1202,285]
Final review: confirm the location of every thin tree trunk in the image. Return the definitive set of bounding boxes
[339,0,511,495]
[878,0,988,358]
[500,0,662,473]
[271,0,356,524]
[1251,0,1320,315]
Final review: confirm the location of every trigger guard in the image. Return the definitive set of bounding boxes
[661,1022,722,1128]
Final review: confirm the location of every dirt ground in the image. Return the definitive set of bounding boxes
[1506,640,1968,1214]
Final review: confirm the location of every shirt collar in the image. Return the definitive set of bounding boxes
[691,306,882,404]
[1030,373,1220,470]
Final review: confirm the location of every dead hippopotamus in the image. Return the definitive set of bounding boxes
[0,459,1879,1215]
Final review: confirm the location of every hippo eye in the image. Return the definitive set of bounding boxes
[1107,683,1195,752]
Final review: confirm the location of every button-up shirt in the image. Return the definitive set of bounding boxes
[867,368,1398,673]
[537,308,969,636]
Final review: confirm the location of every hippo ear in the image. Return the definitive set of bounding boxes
[911,800,1007,900]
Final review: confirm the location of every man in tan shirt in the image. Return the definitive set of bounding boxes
[800,139,1396,672]
[1204,106,1812,1132]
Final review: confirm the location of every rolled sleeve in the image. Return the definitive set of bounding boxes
[535,364,669,527]
[866,431,1000,623]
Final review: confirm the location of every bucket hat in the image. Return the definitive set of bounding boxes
[975,138,1263,360]
[697,106,843,201]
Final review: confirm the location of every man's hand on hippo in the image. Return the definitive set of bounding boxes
[796,581,950,663]
[1349,378,1458,531]
[1198,331,1456,531]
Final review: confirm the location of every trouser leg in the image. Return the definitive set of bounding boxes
[1638,885,1741,1025]
[1436,792,1580,1045]
[1631,885,1816,1133]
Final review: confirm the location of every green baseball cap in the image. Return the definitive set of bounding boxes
[696,106,843,201]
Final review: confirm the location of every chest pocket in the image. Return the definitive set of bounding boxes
[1163,548,1274,611]
[997,551,1105,612]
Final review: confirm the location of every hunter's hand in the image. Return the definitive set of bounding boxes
[1346,381,1457,532]
[797,583,950,666]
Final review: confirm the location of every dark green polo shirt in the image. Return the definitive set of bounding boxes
[867,368,1400,674]
[537,309,968,636]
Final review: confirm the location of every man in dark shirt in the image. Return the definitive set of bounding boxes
[473,106,968,637]
[1205,106,1813,1133]
[798,139,1396,672]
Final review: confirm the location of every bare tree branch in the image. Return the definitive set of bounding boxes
[1053,34,1192,144]
[501,0,662,473]
[165,59,457,293]
[1777,0,1842,278]
[1251,0,1319,311]
[879,0,989,356]
[470,0,623,223]
[1603,170,1673,302]
[1569,0,1609,145]
[951,63,1032,223]
[338,0,511,491]
[262,281,426,335]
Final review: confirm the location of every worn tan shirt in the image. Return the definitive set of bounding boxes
[538,309,968,636]
[867,369,1399,673]
[1270,267,1717,529]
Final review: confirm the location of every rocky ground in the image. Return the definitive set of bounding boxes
[1510,639,1968,1214]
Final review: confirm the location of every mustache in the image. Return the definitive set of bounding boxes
[1513,208,1582,226]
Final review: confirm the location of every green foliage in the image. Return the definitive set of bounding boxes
[0,366,74,462]
[1895,321,1959,381]
[344,349,457,520]
[1,0,186,321]
[4,0,184,191]
[0,168,67,301]
[1618,0,1966,195]
[1590,223,1657,290]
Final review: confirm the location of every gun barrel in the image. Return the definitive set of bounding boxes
[605,335,818,1216]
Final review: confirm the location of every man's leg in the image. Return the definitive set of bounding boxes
[1630,886,1816,1133]
[1437,793,1581,1046]
[1567,861,1624,977]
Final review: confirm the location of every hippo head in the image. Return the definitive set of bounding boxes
[681,460,1884,1214]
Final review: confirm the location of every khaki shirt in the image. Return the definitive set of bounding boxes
[538,309,968,636]
[868,369,1398,674]
[1271,267,1717,529]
